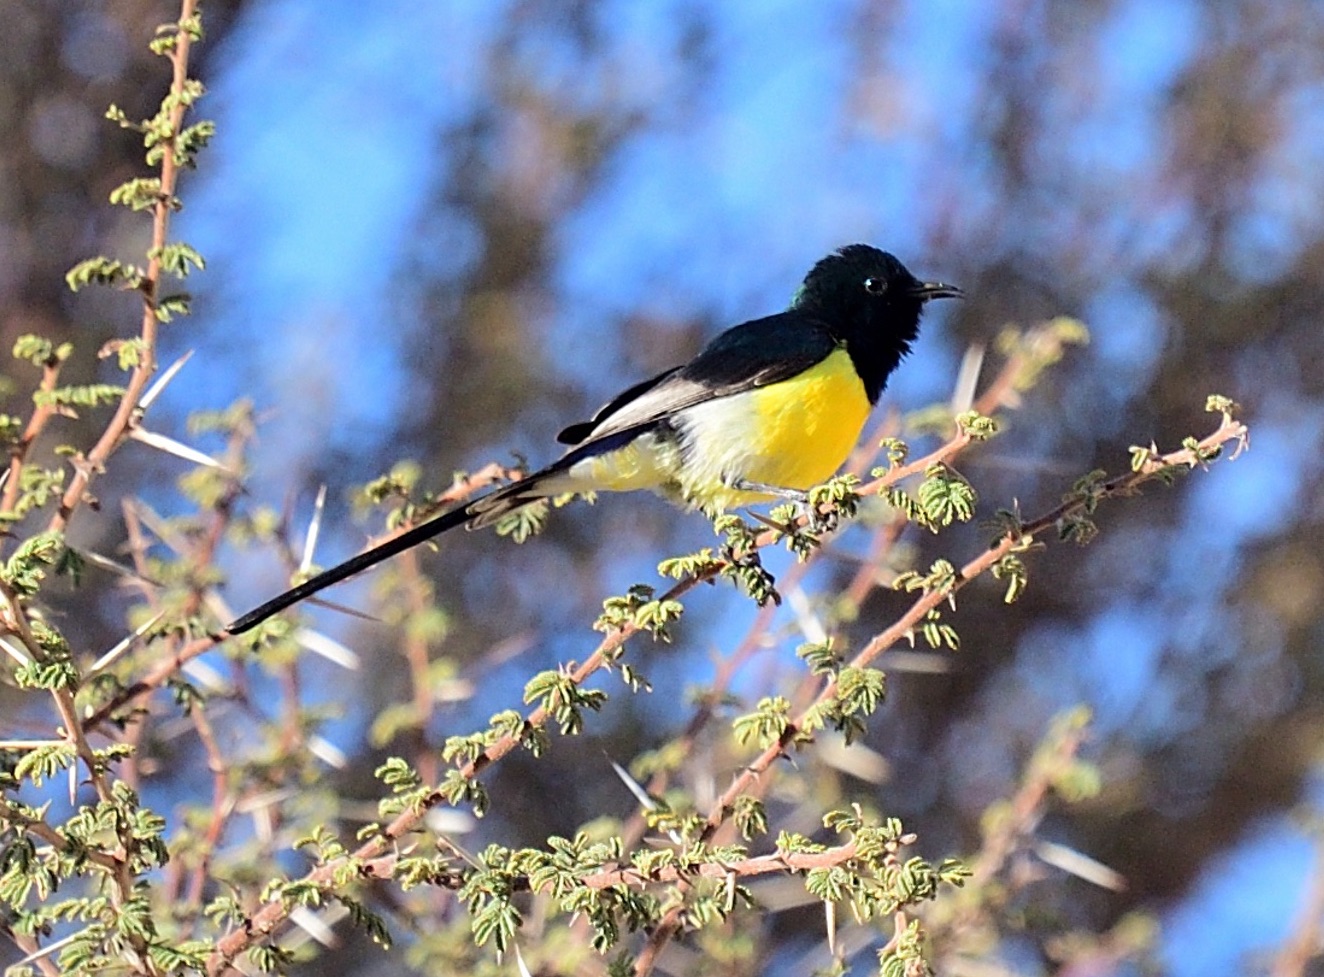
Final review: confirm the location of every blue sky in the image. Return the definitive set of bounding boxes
[149,1,1324,972]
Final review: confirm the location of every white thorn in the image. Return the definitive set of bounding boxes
[0,635,33,666]
[951,342,985,414]
[786,582,827,645]
[301,485,328,572]
[138,349,194,411]
[294,627,360,671]
[88,610,167,676]
[1034,839,1127,891]
[129,426,230,471]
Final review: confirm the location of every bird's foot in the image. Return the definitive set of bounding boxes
[730,478,828,533]
[729,477,811,506]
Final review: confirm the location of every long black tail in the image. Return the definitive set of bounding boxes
[225,477,542,636]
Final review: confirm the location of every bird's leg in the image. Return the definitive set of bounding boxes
[728,477,822,531]
[731,477,850,535]
[728,477,811,505]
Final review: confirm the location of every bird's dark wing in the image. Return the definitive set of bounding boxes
[556,312,836,445]
[557,368,683,445]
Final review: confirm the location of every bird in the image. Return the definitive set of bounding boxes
[226,245,962,635]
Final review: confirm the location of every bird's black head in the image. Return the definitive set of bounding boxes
[792,244,962,402]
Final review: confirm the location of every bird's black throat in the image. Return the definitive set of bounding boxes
[836,301,923,404]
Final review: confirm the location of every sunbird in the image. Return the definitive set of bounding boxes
[227,245,961,635]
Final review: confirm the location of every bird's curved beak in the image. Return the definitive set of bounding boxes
[911,281,965,301]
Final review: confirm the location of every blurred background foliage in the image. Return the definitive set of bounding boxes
[2,1,1323,974]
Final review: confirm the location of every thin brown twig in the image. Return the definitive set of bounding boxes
[184,701,235,910]
[1,356,63,520]
[398,547,441,785]
[351,838,861,892]
[970,721,1089,885]
[922,712,1093,969]
[47,0,199,535]
[121,496,159,601]
[0,796,118,872]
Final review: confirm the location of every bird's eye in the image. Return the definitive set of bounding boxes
[863,276,887,295]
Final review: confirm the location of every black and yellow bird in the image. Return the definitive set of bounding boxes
[227,245,961,635]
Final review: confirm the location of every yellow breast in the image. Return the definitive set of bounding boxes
[744,346,871,488]
[678,346,873,510]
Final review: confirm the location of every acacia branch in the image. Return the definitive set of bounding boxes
[0,796,119,873]
[47,0,199,534]
[632,411,1249,975]
[2,356,63,518]
[352,839,861,891]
